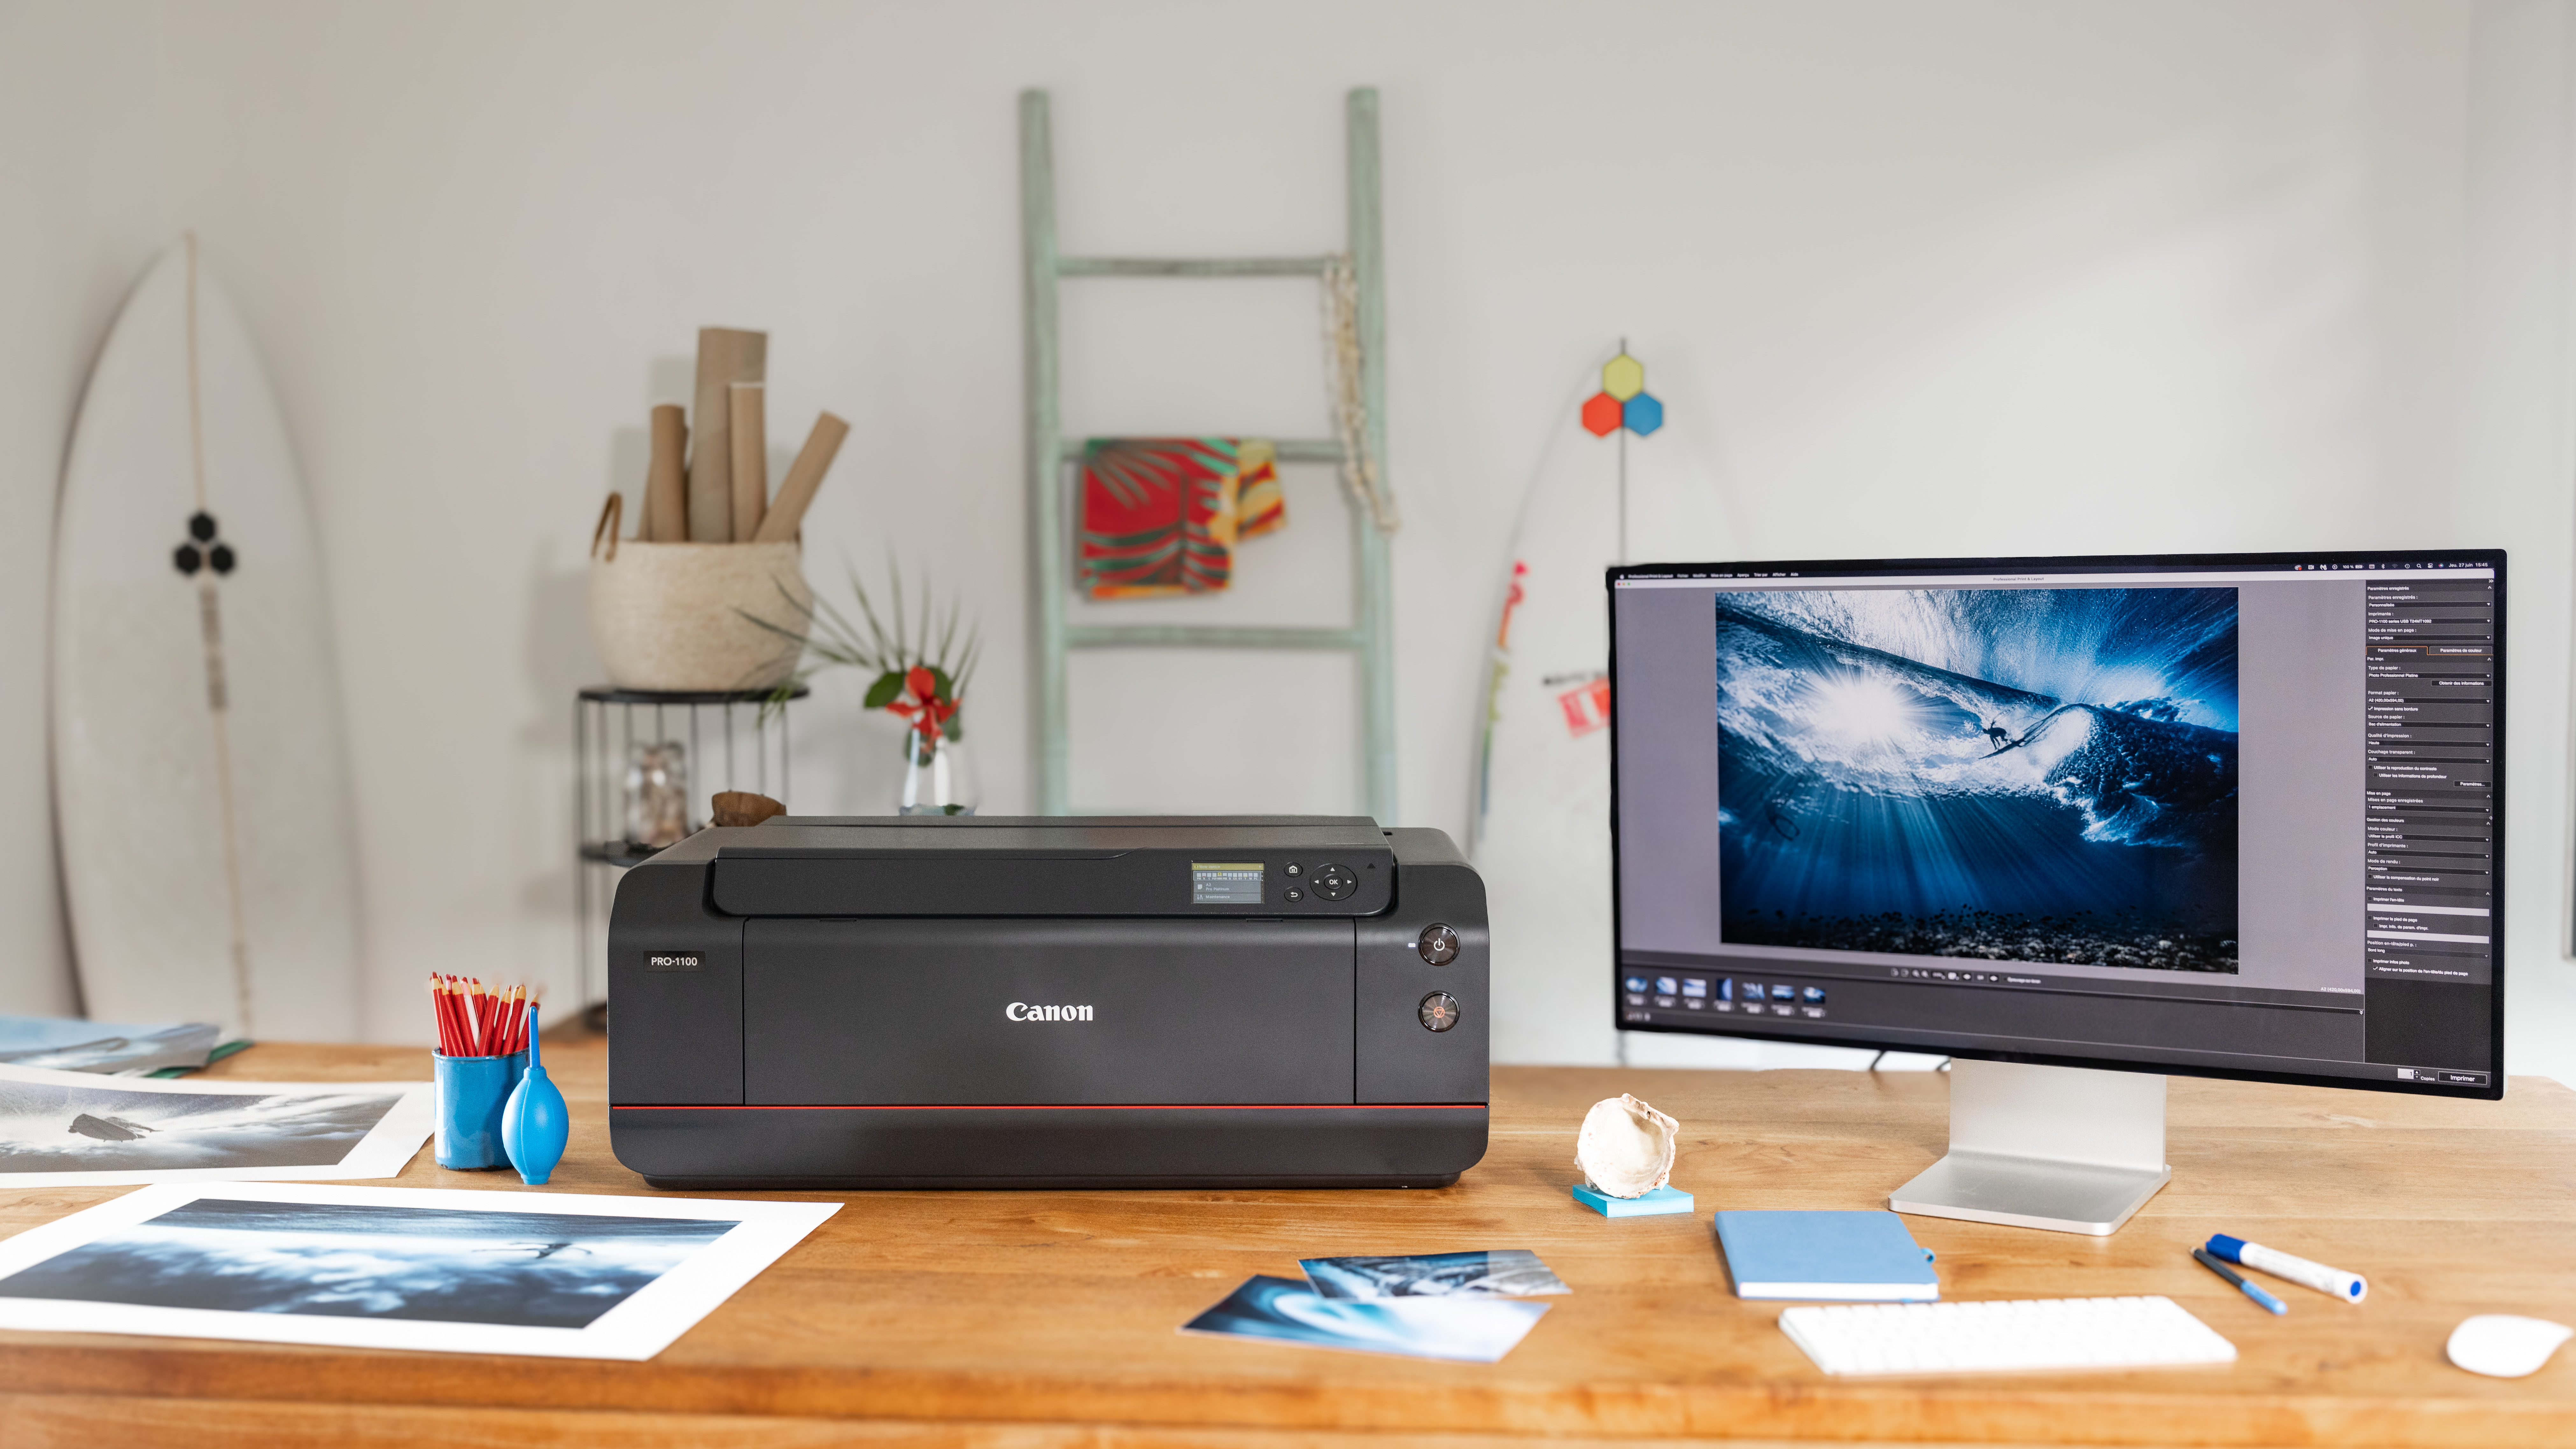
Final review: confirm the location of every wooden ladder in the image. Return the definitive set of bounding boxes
[1019,87,1397,820]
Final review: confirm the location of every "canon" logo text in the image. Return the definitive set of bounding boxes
[1006,1002,1094,1022]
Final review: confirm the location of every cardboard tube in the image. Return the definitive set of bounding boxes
[729,381,767,542]
[591,492,624,560]
[645,404,688,542]
[687,327,766,541]
[753,411,850,543]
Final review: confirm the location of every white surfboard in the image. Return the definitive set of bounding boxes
[1472,347,1733,1065]
[53,237,362,1042]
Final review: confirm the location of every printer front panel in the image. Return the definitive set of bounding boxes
[1356,832,1490,1105]
[606,859,745,1105]
[741,918,1358,1106]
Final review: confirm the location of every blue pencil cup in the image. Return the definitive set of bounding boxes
[435,1051,527,1170]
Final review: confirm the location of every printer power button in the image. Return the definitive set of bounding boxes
[1417,924,1459,965]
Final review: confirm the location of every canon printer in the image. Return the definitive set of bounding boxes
[607,816,1487,1189]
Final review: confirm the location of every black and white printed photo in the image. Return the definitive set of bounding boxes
[0,1072,404,1176]
[0,1183,840,1361]
[0,1198,738,1329]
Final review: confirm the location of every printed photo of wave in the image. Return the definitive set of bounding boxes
[1714,588,2239,972]
[0,1198,738,1329]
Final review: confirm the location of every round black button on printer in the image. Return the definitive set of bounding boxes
[1284,862,1303,877]
[1284,887,1304,902]
[1314,863,1357,901]
[1419,992,1460,1032]
[1418,923,1459,965]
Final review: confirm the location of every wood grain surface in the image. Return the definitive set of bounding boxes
[0,1036,2569,1447]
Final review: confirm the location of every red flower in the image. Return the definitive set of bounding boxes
[885,665,959,742]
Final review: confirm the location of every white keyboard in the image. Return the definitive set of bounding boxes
[1779,1296,2238,1376]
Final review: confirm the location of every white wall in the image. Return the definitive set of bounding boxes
[0,4,166,1014]
[25,1,2571,1075]
[2465,0,2576,1090]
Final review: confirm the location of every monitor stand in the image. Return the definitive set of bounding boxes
[1887,1059,2172,1236]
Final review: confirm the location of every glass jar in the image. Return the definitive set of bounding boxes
[897,725,977,816]
[625,740,690,847]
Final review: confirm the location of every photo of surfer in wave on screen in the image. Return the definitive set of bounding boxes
[1714,588,2239,972]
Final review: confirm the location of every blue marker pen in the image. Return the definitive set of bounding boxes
[2206,1234,2368,1303]
[2193,1246,2288,1315]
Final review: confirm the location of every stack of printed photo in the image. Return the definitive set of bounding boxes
[0,1016,227,1075]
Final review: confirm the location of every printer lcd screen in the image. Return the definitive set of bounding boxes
[1191,862,1264,905]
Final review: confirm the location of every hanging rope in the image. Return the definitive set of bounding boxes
[1320,254,1399,534]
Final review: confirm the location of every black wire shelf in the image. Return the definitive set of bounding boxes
[577,685,810,706]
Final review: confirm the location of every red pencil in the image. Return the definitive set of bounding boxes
[433,975,458,1055]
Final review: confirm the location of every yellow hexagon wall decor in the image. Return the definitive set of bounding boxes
[1601,352,1645,402]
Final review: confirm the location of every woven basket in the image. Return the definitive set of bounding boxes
[588,537,811,693]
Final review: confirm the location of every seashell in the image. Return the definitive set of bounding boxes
[1575,1093,1679,1198]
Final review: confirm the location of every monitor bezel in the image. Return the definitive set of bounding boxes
[1605,547,2507,1101]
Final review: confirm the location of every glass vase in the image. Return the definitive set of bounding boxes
[898,726,978,816]
[624,741,689,848]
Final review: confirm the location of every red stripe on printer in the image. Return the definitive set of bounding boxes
[612,1102,1487,1111]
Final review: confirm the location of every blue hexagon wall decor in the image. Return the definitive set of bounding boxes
[1622,391,1664,437]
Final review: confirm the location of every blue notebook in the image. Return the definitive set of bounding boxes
[1712,1210,1938,1301]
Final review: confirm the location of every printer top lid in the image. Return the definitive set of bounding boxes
[717,815,1387,857]
[693,816,1400,917]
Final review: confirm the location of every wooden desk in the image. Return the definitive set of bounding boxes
[1,1041,2571,1447]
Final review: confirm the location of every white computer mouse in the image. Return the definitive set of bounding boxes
[2446,1315,2575,1378]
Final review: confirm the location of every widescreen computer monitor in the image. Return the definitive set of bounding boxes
[1608,549,2503,1233]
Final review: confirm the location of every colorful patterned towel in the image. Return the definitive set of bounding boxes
[1078,438,1283,598]
[1236,440,1283,541]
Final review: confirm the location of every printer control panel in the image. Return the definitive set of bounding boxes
[709,829,1397,917]
[1200,858,1365,907]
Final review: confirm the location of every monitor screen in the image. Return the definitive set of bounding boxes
[1608,550,2503,1098]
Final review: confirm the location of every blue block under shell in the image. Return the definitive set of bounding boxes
[1572,1183,1696,1217]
